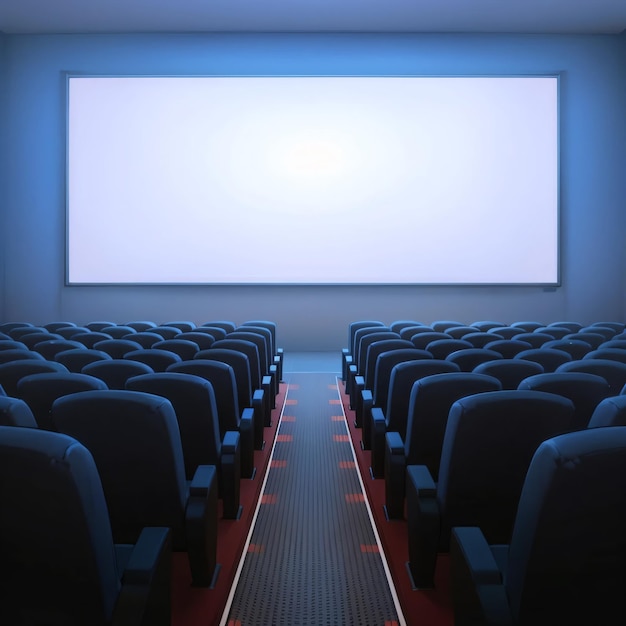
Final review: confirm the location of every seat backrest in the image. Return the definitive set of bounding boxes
[55,326,92,339]
[384,359,461,436]
[32,339,86,360]
[163,321,196,333]
[0,348,45,364]
[410,332,452,350]
[228,331,270,373]
[148,326,183,340]
[404,372,502,479]
[211,339,261,391]
[238,325,275,360]
[16,372,108,430]
[399,325,434,341]
[99,325,139,339]
[461,332,503,348]
[535,325,571,339]
[54,348,113,373]
[202,320,236,334]
[152,339,199,361]
[506,427,626,624]
[348,320,386,352]
[167,360,241,435]
[122,331,163,348]
[562,332,604,349]
[431,320,464,333]
[486,326,527,339]
[71,331,114,348]
[124,320,157,332]
[557,358,626,395]
[515,347,572,373]
[509,321,544,332]
[93,338,143,359]
[518,372,612,431]
[180,331,217,350]
[364,339,414,388]
[437,390,574,547]
[372,348,432,408]
[511,332,554,348]
[587,395,626,428]
[469,321,506,332]
[195,326,227,340]
[483,339,532,358]
[0,360,68,396]
[0,396,38,427]
[242,320,278,353]
[20,332,62,349]
[82,359,154,390]
[197,348,252,410]
[473,359,543,389]
[126,372,222,480]
[445,348,502,372]
[0,426,122,623]
[0,340,29,351]
[123,348,182,372]
[425,339,473,360]
[583,348,626,364]
[353,327,391,367]
[389,320,424,334]
[542,339,592,360]
[52,390,188,547]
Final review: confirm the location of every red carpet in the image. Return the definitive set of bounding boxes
[338,379,454,626]
[171,382,286,626]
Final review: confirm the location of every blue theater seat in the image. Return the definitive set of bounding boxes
[451,427,626,625]
[0,425,172,624]
[51,389,218,588]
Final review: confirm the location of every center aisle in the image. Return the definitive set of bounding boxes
[222,373,404,626]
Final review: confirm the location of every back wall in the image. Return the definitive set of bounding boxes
[1,33,625,350]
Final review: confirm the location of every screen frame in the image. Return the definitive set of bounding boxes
[64,72,561,287]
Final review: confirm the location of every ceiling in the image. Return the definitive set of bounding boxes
[1,0,626,35]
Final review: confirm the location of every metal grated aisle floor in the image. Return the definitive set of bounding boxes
[222,372,404,626]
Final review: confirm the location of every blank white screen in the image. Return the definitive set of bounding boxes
[67,75,558,285]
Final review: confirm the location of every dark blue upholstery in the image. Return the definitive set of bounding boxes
[451,427,626,625]
[54,348,113,372]
[32,338,87,360]
[202,320,236,333]
[518,372,611,430]
[124,348,183,372]
[93,338,144,358]
[51,389,217,587]
[179,331,217,350]
[557,358,626,394]
[563,331,604,349]
[445,348,503,372]
[121,331,163,348]
[125,320,157,331]
[541,338,592,360]
[425,339,473,360]
[99,325,139,339]
[461,332,504,348]
[587,395,626,427]
[406,390,574,588]
[127,372,242,519]
[384,372,501,519]
[82,358,155,390]
[473,358,544,389]
[168,359,256,478]
[583,347,626,364]
[0,396,38,427]
[197,346,268,447]
[482,339,532,359]
[0,426,172,624]
[71,331,114,348]
[0,359,68,396]
[16,371,108,430]
[515,347,572,372]
[0,348,45,364]
[0,340,29,351]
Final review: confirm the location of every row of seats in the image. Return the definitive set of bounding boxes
[0,319,282,625]
[344,319,626,623]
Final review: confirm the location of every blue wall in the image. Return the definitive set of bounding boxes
[2,33,626,349]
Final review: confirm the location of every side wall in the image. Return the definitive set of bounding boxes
[2,33,626,349]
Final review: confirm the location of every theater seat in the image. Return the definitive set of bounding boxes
[451,427,626,625]
[0,359,68,396]
[0,425,172,625]
[405,390,574,588]
[127,372,242,519]
[51,390,218,588]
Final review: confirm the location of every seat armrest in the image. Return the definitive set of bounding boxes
[252,388,266,445]
[406,464,436,497]
[115,527,172,626]
[450,527,512,626]
[451,527,503,585]
[122,527,171,585]
[239,407,255,478]
[222,430,240,455]
[190,464,217,497]
[385,431,405,455]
